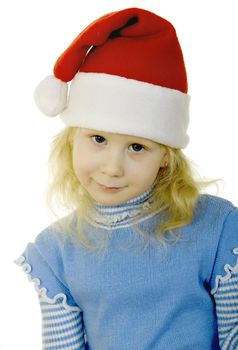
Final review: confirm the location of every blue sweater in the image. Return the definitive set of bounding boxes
[16,190,238,349]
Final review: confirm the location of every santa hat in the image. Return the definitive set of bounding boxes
[34,7,190,148]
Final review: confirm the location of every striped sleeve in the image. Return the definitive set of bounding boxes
[210,208,238,349]
[213,250,238,349]
[39,296,86,349]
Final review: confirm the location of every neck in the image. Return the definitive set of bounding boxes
[85,186,158,230]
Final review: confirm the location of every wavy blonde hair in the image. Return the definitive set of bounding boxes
[46,126,222,250]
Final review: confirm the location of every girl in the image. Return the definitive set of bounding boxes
[15,7,238,350]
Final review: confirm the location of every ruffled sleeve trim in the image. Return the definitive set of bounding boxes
[14,255,81,312]
[211,247,238,295]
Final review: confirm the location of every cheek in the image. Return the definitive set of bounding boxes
[143,166,160,185]
[127,156,162,182]
[72,148,87,179]
[72,147,98,180]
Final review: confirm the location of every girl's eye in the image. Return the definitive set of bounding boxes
[129,143,145,153]
[91,135,106,144]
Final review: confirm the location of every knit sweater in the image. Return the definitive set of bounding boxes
[15,190,238,349]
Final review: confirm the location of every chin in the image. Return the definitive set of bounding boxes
[96,194,131,206]
[97,198,124,206]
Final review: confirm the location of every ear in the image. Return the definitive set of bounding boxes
[161,151,169,167]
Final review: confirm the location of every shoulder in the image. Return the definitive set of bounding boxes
[192,193,237,248]
[193,193,238,243]
[16,211,81,307]
[19,211,79,282]
[33,211,78,256]
[196,193,235,211]
[193,193,236,224]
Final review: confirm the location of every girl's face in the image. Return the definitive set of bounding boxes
[72,128,168,206]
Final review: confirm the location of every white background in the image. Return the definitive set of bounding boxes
[1,0,237,349]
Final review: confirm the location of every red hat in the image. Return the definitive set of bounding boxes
[34,7,190,148]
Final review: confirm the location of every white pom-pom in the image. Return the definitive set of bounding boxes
[34,75,68,117]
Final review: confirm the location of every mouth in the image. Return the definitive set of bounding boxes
[96,182,123,191]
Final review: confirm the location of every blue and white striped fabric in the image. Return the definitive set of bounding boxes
[86,185,157,229]
[39,296,86,349]
[213,251,238,349]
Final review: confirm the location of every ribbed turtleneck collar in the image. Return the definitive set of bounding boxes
[85,186,158,230]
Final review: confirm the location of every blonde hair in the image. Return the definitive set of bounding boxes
[46,126,222,249]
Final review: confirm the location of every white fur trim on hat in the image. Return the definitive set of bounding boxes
[60,72,190,148]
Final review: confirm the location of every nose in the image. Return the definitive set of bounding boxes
[100,150,124,177]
